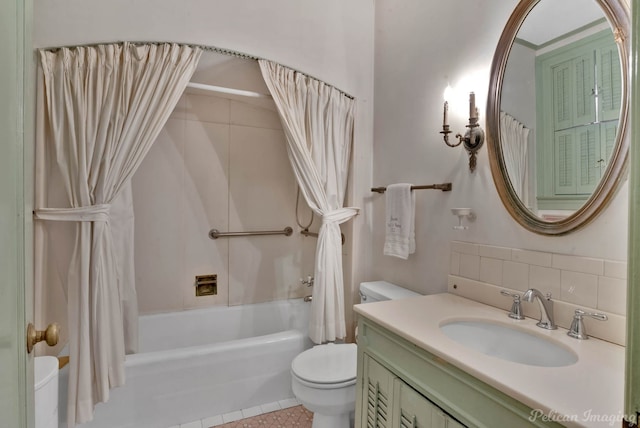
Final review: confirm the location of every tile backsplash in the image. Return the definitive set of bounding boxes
[450,241,627,316]
[132,90,316,314]
[448,241,627,346]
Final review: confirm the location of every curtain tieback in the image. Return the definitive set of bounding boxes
[34,204,112,222]
[321,207,360,226]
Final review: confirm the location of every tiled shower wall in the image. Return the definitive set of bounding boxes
[450,241,627,316]
[132,91,316,315]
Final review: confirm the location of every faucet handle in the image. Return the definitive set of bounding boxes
[567,309,608,340]
[300,275,314,287]
[500,290,525,320]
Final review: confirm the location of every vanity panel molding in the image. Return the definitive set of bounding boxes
[355,318,563,428]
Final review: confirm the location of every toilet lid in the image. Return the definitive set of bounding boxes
[292,343,357,384]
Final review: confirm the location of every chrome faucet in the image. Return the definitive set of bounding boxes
[500,290,524,320]
[522,288,556,330]
[567,309,607,340]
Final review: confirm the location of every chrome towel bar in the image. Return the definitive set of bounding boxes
[371,183,452,193]
[208,227,293,239]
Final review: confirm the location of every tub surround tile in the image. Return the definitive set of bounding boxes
[227,126,292,230]
[135,90,308,314]
[552,254,604,276]
[182,121,231,310]
[230,99,282,130]
[479,257,503,286]
[169,96,187,120]
[478,244,511,261]
[181,93,230,124]
[228,126,311,305]
[512,249,552,267]
[183,121,230,228]
[458,254,480,281]
[598,276,627,316]
[560,271,598,308]
[133,119,186,314]
[502,261,529,292]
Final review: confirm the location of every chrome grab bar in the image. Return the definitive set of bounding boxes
[208,226,293,239]
[300,228,346,245]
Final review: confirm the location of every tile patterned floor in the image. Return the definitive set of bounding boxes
[210,405,313,428]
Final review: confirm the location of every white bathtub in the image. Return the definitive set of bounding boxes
[59,298,312,428]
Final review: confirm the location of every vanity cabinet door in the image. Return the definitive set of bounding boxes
[394,378,435,428]
[363,354,395,428]
[393,379,466,428]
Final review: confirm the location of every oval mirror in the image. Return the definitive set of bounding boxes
[487,0,630,235]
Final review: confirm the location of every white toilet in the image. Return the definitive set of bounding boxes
[34,356,59,428]
[291,281,420,428]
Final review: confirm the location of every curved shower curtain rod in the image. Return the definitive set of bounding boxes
[185,82,272,99]
[39,41,355,100]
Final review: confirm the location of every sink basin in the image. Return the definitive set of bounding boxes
[440,320,578,367]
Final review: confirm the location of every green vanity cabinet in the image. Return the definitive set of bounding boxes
[355,317,563,428]
[536,29,621,210]
[361,353,464,428]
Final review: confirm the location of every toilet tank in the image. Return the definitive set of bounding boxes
[359,281,421,303]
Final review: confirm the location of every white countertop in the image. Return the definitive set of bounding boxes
[354,293,626,428]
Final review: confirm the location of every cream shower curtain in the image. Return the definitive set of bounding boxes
[34,42,201,427]
[259,60,358,344]
[500,111,530,205]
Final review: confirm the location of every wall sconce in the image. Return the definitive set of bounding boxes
[440,92,485,172]
[451,208,475,230]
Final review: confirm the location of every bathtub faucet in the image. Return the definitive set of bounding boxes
[301,276,314,287]
[304,295,313,302]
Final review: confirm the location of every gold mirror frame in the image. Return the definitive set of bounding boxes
[486,0,630,235]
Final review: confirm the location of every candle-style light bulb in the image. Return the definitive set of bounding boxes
[469,92,477,120]
[443,101,448,127]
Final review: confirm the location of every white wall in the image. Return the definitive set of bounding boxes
[34,0,375,334]
[372,0,628,296]
[34,0,627,331]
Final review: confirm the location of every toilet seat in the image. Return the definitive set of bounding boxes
[291,343,357,388]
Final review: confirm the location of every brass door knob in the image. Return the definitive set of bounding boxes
[26,323,59,354]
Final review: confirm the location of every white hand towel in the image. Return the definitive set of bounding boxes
[383,183,415,259]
